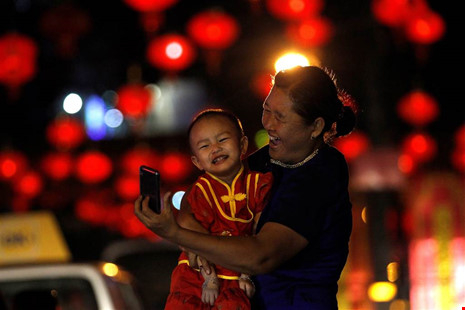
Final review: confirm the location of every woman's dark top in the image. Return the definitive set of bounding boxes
[247,145,352,309]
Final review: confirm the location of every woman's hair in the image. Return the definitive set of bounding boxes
[187,108,245,139]
[273,66,356,138]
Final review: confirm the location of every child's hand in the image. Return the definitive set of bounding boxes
[201,274,219,306]
[239,274,255,298]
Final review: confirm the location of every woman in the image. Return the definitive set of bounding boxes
[135,65,356,309]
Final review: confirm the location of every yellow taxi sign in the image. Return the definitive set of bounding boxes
[0,211,71,265]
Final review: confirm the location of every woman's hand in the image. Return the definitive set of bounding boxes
[134,192,179,240]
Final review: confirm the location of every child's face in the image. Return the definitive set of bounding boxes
[189,115,248,183]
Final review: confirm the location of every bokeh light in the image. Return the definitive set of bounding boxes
[63,93,83,114]
[274,52,309,72]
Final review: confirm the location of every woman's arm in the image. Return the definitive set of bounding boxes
[135,195,308,275]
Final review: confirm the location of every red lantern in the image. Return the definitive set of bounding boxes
[371,0,410,27]
[187,10,239,50]
[286,17,333,47]
[40,152,73,181]
[116,84,152,118]
[0,33,38,90]
[115,174,140,201]
[397,90,439,127]
[120,146,160,176]
[0,150,28,181]
[75,150,113,184]
[123,0,177,12]
[405,3,445,44]
[160,152,192,183]
[46,117,86,150]
[146,34,196,72]
[13,170,44,198]
[401,132,437,164]
[333,131,370,162]
[266,0,324,21]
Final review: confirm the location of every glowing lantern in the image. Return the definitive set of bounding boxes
[40,3,91,58]
[187,10,239,50]
[46,117,86,150]
[75,150,113,184]
[0,150,28,181]
[397,90,439,127]
[401,132,437,164]
[266,0,324,21]
[123,0,177,12]
[405,4,445,44]
[13,170,44,198]
[160,152,192,183]
[120,146,160,176]
[371,0,410,27]
[251,72,273,100]
[115,174,140,200]
[333,131,370,162]
[368,281,397,302]
[286,17,333,47]
[146,34,196,72]
[0,33,38,90]
[116,84,152,118]
[40,152,73,181]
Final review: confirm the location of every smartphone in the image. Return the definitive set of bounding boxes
[139,165,161,214]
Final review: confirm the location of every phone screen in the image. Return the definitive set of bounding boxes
[139,165,161,214]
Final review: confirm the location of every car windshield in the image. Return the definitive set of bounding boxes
[0,278,99,310]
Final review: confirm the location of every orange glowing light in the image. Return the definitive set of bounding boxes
[368,281,397,302]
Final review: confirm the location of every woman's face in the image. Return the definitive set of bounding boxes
[262,87,315,164]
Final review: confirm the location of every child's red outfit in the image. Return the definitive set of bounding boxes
[165,165,272,310]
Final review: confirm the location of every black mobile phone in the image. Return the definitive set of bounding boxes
[139,165,161,214]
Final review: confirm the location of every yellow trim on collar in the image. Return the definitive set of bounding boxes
[201,166,253,223]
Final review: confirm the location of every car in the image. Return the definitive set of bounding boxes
[0,262,146,310]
